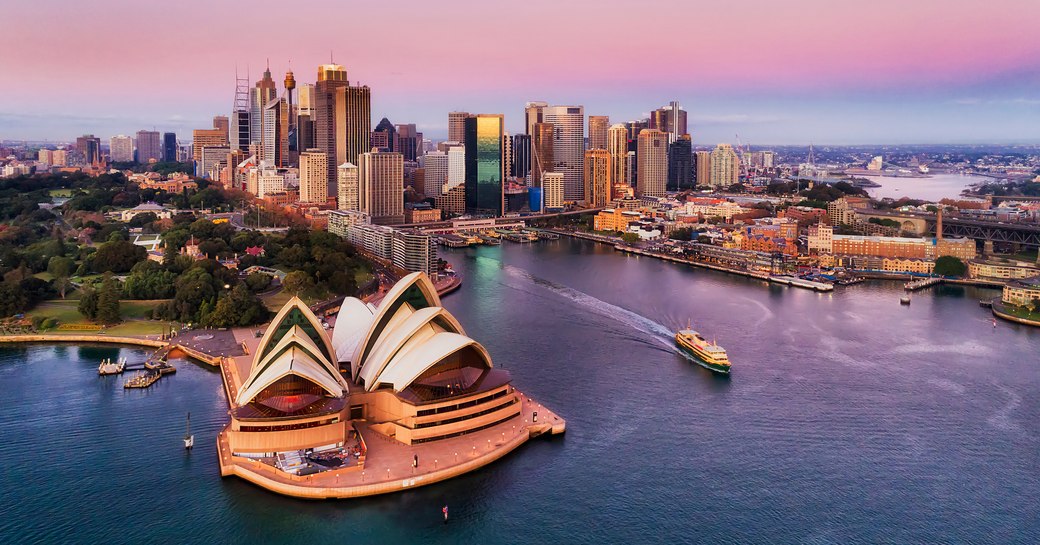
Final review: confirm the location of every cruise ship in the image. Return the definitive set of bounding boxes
[675,322,731,374]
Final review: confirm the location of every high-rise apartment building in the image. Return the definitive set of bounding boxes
[668,135,693,190]
[608,124,629,197]
[109,135,134,163]
[337,162,360,211]
[299,150,329,203]
[448,111,469,144]
[418,151,448,198]
[136,130,162,163]
[583,149,612,207]
[543,172,564,211]
[636,129,667,197]
[710,143,740,188]
[541,105,585,201]
[163,132,177,162]
[694,150,711,186]
[359,150,404,224]
[588,116,609,150]
[464,114,505,216]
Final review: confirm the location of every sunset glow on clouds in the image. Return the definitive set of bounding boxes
[2,0,1038,143]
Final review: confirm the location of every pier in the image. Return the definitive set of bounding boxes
[904,277,942,291]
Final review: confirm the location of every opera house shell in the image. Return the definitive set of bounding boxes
[217,272,564,498]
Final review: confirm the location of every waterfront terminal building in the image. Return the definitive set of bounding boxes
[217,272,563,498]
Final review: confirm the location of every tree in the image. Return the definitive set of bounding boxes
[934,256,966,277]
[669,227,694,241]
[244,272,272,292]
[89,239,146,273]
[53,277,73,299]
[621,232,641,245]
[203,285,270,328]
[47,256,76,279]
[78,285,98,320]
[282,270,315,296]
[96,275,122,325]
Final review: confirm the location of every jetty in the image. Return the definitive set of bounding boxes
[905,277,942,291]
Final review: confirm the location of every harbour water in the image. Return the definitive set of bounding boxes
[1,238,1038,544]
[863,173,989,202]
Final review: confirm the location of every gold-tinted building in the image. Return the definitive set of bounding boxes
[588,115,609,150]
[636,129,667,197]
[584,149,612,207]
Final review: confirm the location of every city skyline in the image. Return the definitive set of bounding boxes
[2,0,1040,144]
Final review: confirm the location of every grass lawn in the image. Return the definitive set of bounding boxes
[355,268,373,286]
[260,289,293,311]
[30,298,171,336]
[34,271,55,282]
[1000,304,1040,322]
[48,189,74,198]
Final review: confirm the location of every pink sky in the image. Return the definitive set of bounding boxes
[2,0,1039,143]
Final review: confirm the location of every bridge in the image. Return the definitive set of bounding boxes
[854,209,1040,248]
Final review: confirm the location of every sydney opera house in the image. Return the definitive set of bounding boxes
[217,272,564,498]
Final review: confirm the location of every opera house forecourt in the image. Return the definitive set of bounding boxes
[217,272,565,499]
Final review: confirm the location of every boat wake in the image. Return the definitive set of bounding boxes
[472,255,676,351]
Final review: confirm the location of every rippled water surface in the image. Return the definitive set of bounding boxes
[1,237,1037,544]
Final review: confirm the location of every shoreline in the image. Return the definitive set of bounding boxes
[551,229,1008,291]
[991,301,1040,327]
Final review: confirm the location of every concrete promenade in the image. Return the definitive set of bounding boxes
[216,393,563,499]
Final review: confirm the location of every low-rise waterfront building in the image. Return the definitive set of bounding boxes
[969,259,1040,280]
[593,208,643,232]
[1002,277,1040,307]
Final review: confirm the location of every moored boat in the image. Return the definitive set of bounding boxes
[675,321,731,374]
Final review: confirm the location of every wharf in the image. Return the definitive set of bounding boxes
[905,277,942,291]
[613,245,773,281]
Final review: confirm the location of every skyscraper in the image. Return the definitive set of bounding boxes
[396,124,422,162]
[162,132,177,162]
[542,105,585,201]
[501,131,512,180]
[299,149,329,203]
[649,101,688,143]
[371,117,396,151]
[213,115,230,142]
[636,129,667,197]
[524,101,547,136]
[109,135,134,163]
[337,162,360,211]
[530,123,554,189]
[447,111,469,144]
[588,116,609,150]
[192,127,227,163]
[694,150,711,186]
[136,130,162,163]
[510,134,530,180]
[543,172,564,211]
[668,135,693,190]
[446,144,465,190]
[297,83,316,152]
[710,144,740,188]
[76,135,101,165]
[418,151,448,198]
[315,63,349,186]
[262,97,289,167]
[359,150,404,224]
[583,149,611,207]
[337,84,372,182]
[250,65,277,147]
[607,124,629,197]
[464,114,505,216]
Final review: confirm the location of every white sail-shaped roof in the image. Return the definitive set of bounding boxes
[331,297,375,369]
[369,332,492,393]
[241,325,346,397]
[251,296,336,374]
[357,306,466,389]
[350,272,441,374]
[236,345,346,405]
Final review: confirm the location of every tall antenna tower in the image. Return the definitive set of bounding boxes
[233,65,249,113]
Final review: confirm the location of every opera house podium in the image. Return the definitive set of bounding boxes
[216,272,564,498]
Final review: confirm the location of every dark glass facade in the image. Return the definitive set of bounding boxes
[511,133,531,178]
[464,115,504,216]
[668,137,693,190]
[163,132,177,162]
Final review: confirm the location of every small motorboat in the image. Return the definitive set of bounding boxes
[184,412,194,450]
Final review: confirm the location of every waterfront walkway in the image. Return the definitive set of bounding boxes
[216,392,562,499]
